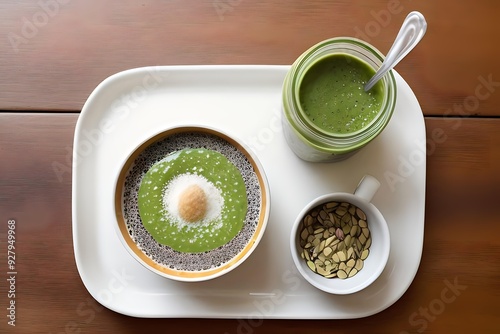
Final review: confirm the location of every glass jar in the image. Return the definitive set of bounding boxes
[282,37,397,162]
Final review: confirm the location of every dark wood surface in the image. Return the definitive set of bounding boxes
[1,1,500,333]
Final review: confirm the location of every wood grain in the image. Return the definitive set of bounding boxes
[1,0,500,115]
[1,113,499,333]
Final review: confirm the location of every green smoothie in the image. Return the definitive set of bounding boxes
[298,53,384,134]
[137,148,248,253]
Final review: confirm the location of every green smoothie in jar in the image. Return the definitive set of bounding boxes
[281,37,397,162]
[298,54,385,135]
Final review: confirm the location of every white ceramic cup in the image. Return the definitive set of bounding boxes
[290,175,390,294]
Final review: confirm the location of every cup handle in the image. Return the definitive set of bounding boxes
[353,175,380,202]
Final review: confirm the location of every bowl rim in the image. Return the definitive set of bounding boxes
[113,125,270,282]
[290,192,390,294]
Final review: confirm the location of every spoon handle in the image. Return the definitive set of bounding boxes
[364,11,427,91]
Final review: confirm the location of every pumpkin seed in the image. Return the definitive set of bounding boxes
[305,215,314,226]
[325,236,335,246]
[319,210,327,220]
[311,249,318,259]
[307,261,315,271]
[356,208,366,220]
[300,228,309,240]
[322,219,333,228]
[336,207,347,216]
[337,270,348,279]
[323,247,333,257]
[350,225,358,237]
[344,235,352,248]
[333,215,341,227]
[317,266,328,276]
[361,249,370,260]
[354,245,361,258]
[347,247,354,259]
[325,201,339,209]
[342,223,351,235]
[317,215,324,225]
[341,213,351,223]
[329,263,339,271]
[365,236,372,249]
[331,252,340,263]
[355,259,364,271]
[339,262,347,271]
[313,227,324,234]
[330,238,340,247]
[318,253,326,264]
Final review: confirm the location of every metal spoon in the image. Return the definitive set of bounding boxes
[364,11,427,91]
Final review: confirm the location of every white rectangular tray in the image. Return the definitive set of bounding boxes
[72,65,425,319]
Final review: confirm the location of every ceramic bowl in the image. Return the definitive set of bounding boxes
[114,125,270,282]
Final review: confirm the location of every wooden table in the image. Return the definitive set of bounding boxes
[1,1,499,333]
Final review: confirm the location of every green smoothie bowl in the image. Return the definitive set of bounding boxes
[282,37,397,162]
[114,126,270,282]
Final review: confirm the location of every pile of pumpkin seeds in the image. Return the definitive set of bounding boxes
[298,201,371,279]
